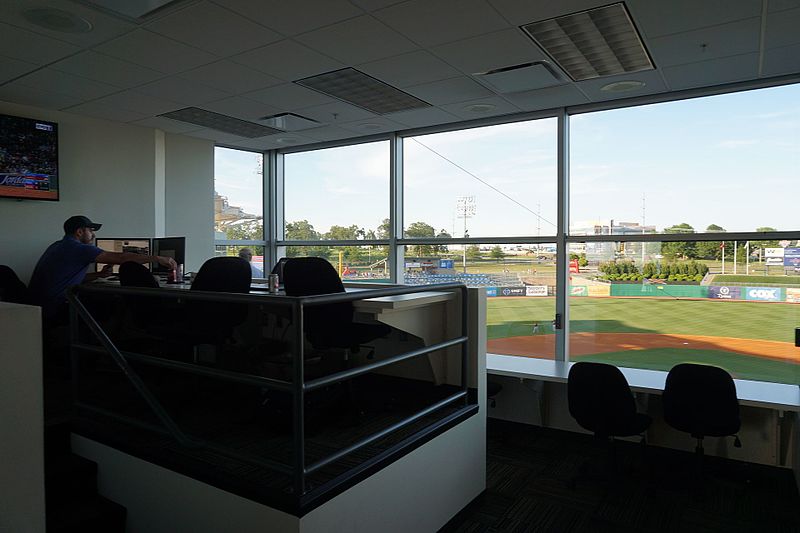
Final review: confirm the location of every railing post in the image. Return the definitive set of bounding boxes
[292,299,305,497]
[460,286,468,404]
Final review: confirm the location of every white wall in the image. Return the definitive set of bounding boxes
[0,101,215,281]
[0,303,44,533]
[165,133,214,272]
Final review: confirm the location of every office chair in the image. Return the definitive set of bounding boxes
[487,380,503,408]
[567,362,651,487]
[663,363,741,459]
[119,261,158,288]
[0,265,28,304]
[283,257,391,355]
[270,257,290,285]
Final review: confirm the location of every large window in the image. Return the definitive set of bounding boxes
[404,119,557,239]
[214,147,264,241]
[283,141,390,241]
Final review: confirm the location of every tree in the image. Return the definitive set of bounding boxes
[466,245,481,260]
[662,222,696,259]
[225,219,262,242]
[434,229,451,254]
[377,218,391,239]
[325,224,364,240]
[285,220,319,241]
[405,221,436,256]
[696,224,726,259]
[490,246,505,262]
[753,227,779,249]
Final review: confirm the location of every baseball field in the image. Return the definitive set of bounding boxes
[487,296,800,385]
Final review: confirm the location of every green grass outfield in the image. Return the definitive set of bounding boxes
[487,297,800,384]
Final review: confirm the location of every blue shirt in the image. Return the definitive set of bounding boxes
[28,236,103,318]
[250,263,264,279]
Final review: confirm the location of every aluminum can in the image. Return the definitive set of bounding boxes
[176,264,184,281]
[268,273,279,293]
[168,268,176,283]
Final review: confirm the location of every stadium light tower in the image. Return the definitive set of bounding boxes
[456,196,476,273]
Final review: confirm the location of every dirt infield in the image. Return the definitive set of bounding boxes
[488,332,800,364]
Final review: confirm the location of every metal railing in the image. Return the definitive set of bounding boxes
[66,282,473,507]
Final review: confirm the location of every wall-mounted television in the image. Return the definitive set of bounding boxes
[0,113,59,201]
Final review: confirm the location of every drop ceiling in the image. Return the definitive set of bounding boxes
[0,0,798,151]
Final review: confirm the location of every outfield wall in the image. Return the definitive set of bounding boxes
[484,284,800,302]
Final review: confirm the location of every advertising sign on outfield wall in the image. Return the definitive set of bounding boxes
[570,286,588,296]
[784,248,800,267]
[785,288,800,303]
[486,287,498,297]
[765,248,785,258]
[744,287,784,301]
[588,285,611,297]
[525,285,548,297]
[708,286,742,300]
[501,287,527,296]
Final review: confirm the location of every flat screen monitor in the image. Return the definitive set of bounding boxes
[95,238,152,273]
[152,237,185,273]
[0,114,59,201]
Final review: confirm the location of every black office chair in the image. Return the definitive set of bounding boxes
[283,257,390,355]
[117,262,161,332]
[663,363,741,459]
[270,257,290,285]
[119,261,158,288]
[568,362,651,486]
[0,265,28,304]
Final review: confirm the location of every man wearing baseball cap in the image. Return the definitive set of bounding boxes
[28,215,177,328]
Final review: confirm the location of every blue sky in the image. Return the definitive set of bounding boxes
[215,83,799,238]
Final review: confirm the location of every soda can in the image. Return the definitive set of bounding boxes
[268,273,279,293]
[168,268,176,283]
[176,264,184,281]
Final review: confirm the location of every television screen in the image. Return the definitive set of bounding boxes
[0,113,59,201]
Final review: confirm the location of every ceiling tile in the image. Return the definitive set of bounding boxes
[179,60,282,94]
[136,77,230,106]
[198,96,278,121]
[406,76,495,105]
[769,0,800,11]
[50,51,163,88]
[84,90,182,116]
[60,102,149,123]
[357,50,461,88]
[295,100,377,123]
[0,55,38,84]
[648,18,761,68]
[12,68,120,100]
[0,22,80,65]
[303,125,358,142]
[627,0,762,39]
[486,0,602,25]
[502,84,589,111]
[130,116,204,134]
[431,28,548,75]
[386,106,461,128]
[94,30,217,74]
[145,1,282,57]
[662,53,759,90]
[374,0,510,47]
[337,116,406,134]
[296,15,418,64]
[235,133,317,150]
[575,70,668,101]
[0,0,136,47]
[349,0,406,9]
[440,95,522,119]
[244,83,336,111]
[764,7,800,49]
[232,40,344,82]
[185,128,250,143]
[218,0,362,35]
[0,82,83,110]
[761,44,800,77]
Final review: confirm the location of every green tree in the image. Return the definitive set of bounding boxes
[377,218,391,239]
[405,221,436,256]
[466,245,482,260]
[696,224,726,259]
[434,229,451,254]
[285,220,319,240]
[225,219,263,241]
[662,222,696,259]
[753,227,779,250]
[490,246,505,261]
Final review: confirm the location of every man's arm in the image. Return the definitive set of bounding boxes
[84,264,114,282]
[96,251,178,270]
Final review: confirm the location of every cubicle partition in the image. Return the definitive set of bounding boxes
[65,282,477,517]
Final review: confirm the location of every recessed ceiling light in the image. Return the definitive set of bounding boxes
[22,8,93,33]
[600,80,646,92]
[465,103,496,113]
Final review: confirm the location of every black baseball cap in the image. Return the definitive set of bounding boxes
[64,215,102,234]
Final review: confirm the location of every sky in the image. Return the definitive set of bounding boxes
[214,83,800,239]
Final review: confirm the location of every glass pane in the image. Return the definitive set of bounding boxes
[404,243,558,360]
[570,83,800,234]
[214,244,265,278]
[568,240,800,385]
[283,141,389,240]
[283,245,391,283]
[214,147,263,240]
[404,118,558,239]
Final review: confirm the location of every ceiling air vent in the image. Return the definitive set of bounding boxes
[296,68,430,115]
[258,113,320,131]
[521,2,654,82]
[160,108,281,138]
[477,61,563,93]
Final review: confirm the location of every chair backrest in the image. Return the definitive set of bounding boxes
[270,257,290,284]
[191,257,252,293]
[119,261,159,288]
[0,265,28,304]
[663,363,740,438]
[283,257,352,332]
[568,361,638,437]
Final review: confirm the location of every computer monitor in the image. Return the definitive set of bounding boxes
[152,237,186,273]
[95,238,151,273]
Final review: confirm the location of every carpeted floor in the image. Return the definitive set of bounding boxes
[441,419,800,533]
